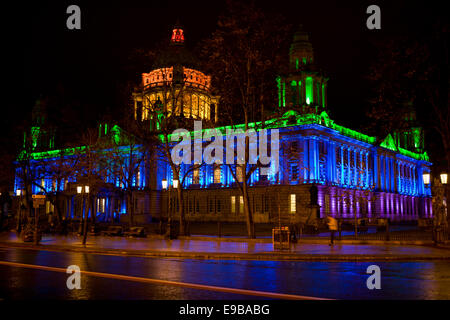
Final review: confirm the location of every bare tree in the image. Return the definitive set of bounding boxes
[132,65,199,236]
[367,21,449,229]
[201,1,290,238]
[103,124,146,227]
[72,128,110,245]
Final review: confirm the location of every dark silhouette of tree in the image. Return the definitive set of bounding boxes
[201,1,290,238]
[102,122,147,227]
[367,21,449,227]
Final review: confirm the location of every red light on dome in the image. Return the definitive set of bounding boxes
[171,28,184,43]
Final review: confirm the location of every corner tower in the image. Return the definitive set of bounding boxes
[277,25,328,114]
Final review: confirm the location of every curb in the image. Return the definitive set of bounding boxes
[179,236,435,246]
[1,241,450,262]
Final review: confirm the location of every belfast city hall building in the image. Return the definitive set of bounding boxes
[14,25,432,227]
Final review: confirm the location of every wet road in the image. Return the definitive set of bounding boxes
[0,247,449,299]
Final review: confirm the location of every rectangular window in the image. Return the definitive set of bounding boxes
[193,166,200,184]
[322,83,326,108]
[239,196,244,214]
[305,77,313,104]
[209,197,214,213]
[199,98,205,118]
[97,198,106,213]
[260,170,268,181]
[214,164,221,184]
[216,199,221,213]
[231,196,236,213]
[291,141,298,153]
[290,163,299,181]
[189,197,194,213]
[136,170,141,187]
[324,194,330,215]
[192,95,199,117]
[236,166,243,183]
[290,194,296,213]
[46,201,54,214]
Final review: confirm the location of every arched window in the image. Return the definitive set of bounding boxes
[291,80,297,105]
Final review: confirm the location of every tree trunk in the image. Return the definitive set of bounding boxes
[82,194,89,245]
[177,187,185,236]
[446,159,450,240]
[127,192,134,227]
[33,206,39,245]
[54,193,62,225]
[243,179,255,238]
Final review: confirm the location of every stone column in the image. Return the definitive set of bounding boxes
[309,138,315,182]
[347,147,351,186]
[389,158,395,192]
[303,138,309,182]
[353,148,357,187]
[410,165,414,195]
[215,104,218,123]
[340,145,344,186]
[314,138,320,181]
[327,141,336,184]
[365,152,369,188]
[372,150,379,190]
[386,157,391,193]
[379,155,384,191]
[308,138,318,182]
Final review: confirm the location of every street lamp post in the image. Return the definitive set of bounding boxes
[16,189,23,233]
[424,172,448,244]
[162,178,178,239]
[77,185,90,245]
[423,172,431,218]
[77,186,83,234]
[82,185,90,245]
[441,173,448,241]
[161,179,167,235]
[172,179,179,238]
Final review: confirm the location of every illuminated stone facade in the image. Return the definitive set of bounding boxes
[14,27,432,225]
[277,26,328,113]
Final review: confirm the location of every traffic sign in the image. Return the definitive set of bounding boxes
[32,194,45,208]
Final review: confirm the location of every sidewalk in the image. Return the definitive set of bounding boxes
[0,232,449,261]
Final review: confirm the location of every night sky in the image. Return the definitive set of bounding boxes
[2,0,445,157]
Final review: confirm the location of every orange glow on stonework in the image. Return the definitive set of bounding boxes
[142,67,211,90]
